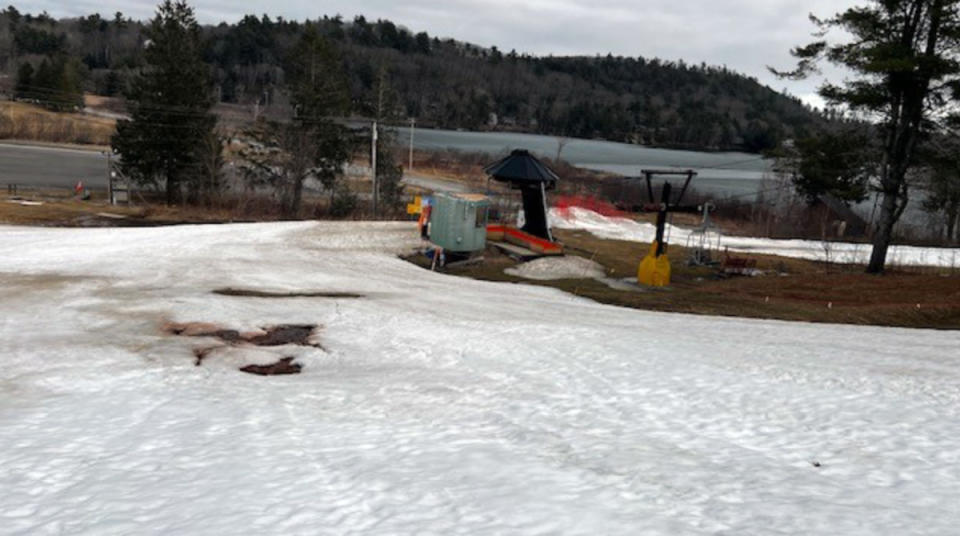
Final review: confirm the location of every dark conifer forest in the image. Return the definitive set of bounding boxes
[0,6,824,152]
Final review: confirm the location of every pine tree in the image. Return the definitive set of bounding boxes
[111,0,218,205]
[14,62,33,100]
[104,70,122,96]
[784,128,876,204]
[241,25,352,217]
[774,0,960,273]
[53,56,84,111]
[31,58,55,102]
[921,136,960,242]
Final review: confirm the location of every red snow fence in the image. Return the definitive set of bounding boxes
[552,194,628,219]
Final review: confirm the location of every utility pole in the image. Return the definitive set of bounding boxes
[408,118,415,172]
[371,120,378,217]
[105,151,113,204]
[372,66,386,218]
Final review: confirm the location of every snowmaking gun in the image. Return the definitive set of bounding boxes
[629,169,701,287]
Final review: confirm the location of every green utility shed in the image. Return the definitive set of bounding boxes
[430,193,490,252]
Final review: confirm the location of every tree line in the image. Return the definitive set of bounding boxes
[98,1,403,217]
[0,5,823,152]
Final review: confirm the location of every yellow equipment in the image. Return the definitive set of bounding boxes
[638,240,671,287]
[630,172,698,287]
[406,196,423,215]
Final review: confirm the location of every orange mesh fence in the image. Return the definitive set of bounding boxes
[552,194,628,219]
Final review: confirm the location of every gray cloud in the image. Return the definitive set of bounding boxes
[18,0,859,106]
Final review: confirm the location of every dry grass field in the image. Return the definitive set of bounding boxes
[0,101,115,146]
[408,228,960,330]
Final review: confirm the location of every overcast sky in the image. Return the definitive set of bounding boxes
[17,0,860,106]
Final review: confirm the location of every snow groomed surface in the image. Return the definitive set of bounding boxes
[1,221,958,535]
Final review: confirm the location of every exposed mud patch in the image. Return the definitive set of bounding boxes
[246,325,317,346]
[240,357,302,376]
[165,322,322,348]
[213,288,364,299]
[165,322,227,337]
[165,322,323,373]
[192,346,221,366]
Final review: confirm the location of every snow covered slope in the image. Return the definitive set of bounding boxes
[552,207,960,268]
[1,222,958,535]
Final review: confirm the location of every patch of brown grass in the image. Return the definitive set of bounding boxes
[410,149,492,187]
[0,190,143,225]
[409,228,960,330]
[1,186,391,227]
[0,101,115,146]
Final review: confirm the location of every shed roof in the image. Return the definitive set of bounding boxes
[484,149,559,189]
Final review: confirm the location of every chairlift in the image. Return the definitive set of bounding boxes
[626,169,700,286]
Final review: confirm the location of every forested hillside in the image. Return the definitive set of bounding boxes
[0,6,822,152]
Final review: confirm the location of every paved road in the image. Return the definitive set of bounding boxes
[1,142,478,195]
[0,143,108,190]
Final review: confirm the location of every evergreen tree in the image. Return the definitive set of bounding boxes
[374,131,404,212]
[111,0,218,205]
[774,0,960,273]
[14,62,33,99]
[921,136,960,242]
[104,70,122,96]
[5,6,21,25]
[287,24,352,215]
[241,25,352,217]
[783,128,876,204]
[195,128,226,204]
[53,56,84,111]
[17,56,83,111]
[415,32,430,54]
[31,58,55,100]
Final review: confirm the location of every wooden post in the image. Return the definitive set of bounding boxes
[655,182,671,256]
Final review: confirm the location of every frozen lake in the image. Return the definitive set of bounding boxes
[396,126,771,198]
[396,127,930,228]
